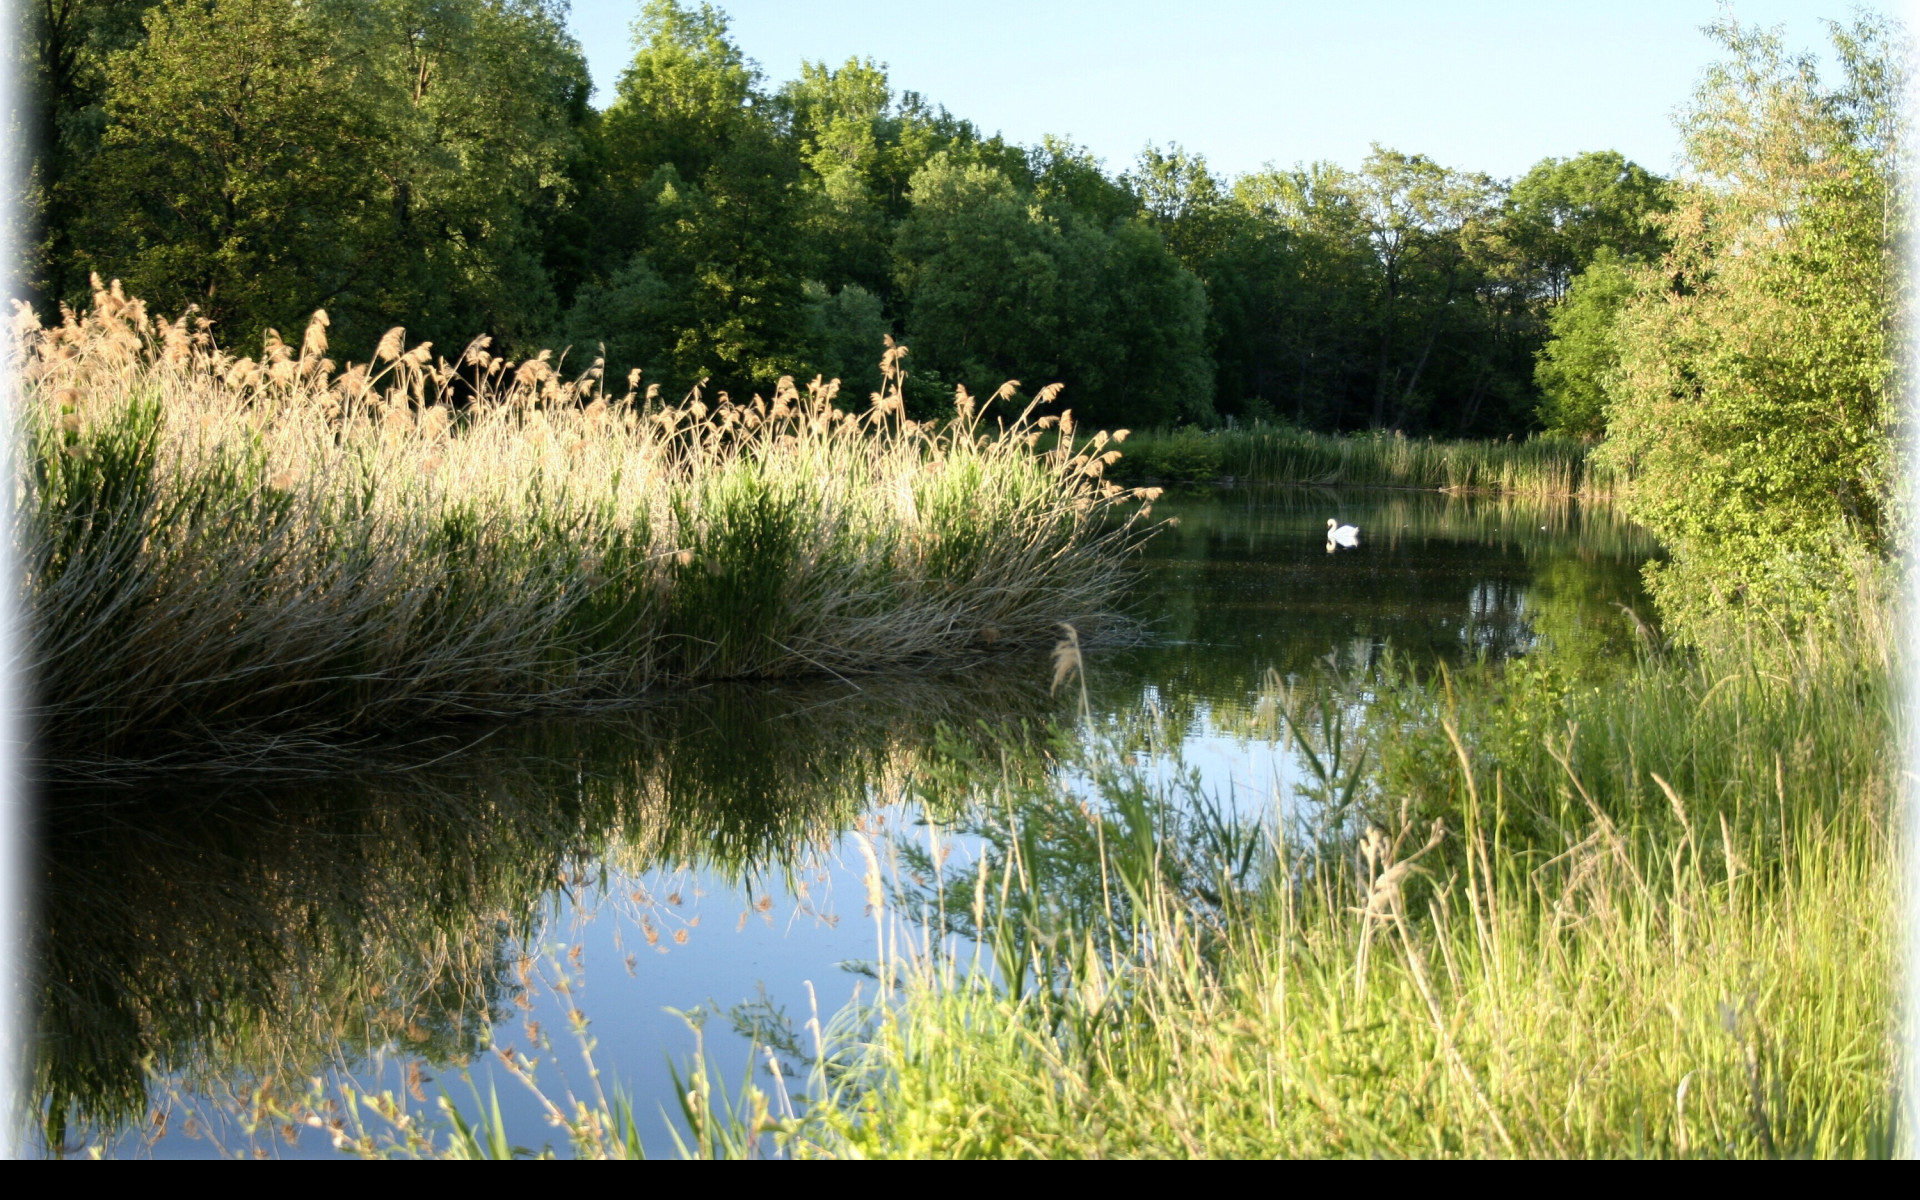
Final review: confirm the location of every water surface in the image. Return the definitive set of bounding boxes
[36,486,1657,1157]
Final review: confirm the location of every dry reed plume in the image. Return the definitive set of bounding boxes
[12,280,1158,776]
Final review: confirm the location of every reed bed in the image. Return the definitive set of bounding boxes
[12,281,1153,775]
[1111,423,1621,499]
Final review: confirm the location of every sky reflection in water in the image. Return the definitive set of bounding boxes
[41,486,1656,1157]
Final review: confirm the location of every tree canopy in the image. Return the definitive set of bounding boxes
[20,0,1687,433]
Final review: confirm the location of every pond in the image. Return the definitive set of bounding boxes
[34,485,1659,1157]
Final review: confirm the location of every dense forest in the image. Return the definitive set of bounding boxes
[15,0,1682,434]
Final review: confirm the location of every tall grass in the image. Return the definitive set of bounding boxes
[785,574,1896,1158]
[12,281,1153,774]
[810,795,1888,1158]
[278,573,1895,1159]
[1112,423,1621,499]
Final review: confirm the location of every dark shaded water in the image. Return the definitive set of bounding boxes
[35,486,1657,1157]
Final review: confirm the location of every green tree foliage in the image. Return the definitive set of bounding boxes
[15,0,159,307]
[1203,161,1374,428]
[315,0,592,349]
[75,0,375,350]
[1505,151,1671,302]
[1351,148,1505,432]
[1599,15,1903,635]
[1136,142,1667,435]
[570,0,811,390]
[1525,154,1673,441]
[62,0,588,353]
[1533,249,1632,437]
[781,57,899,300]
[26,0,1692,433]
[804,281,890,399]
[774,57,985,303]
[894,152,1210,428]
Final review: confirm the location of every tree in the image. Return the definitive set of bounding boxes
[37,0,1686,436]
[15,0,159,309]
[893,154,1076,390]
[895,152,1209,428]
[780,57,897,301]
[1350,148,1503,430]
[1136,148,1367,427]
[1505,151,1671,303]
[1599,15,1903,635]
[1073,217,1212,425]
[804,280,890,398]
[1520,152,1673,440]
[69,0,589,355]
[561,254,674,389]
[775,54,1004,325]
[316,0,591,350]
[1131,144,1230,267]
[1029,136,1138,228]
[1142,142,1562,435]
[76,0,376,349]
[570,0,811,392]
[1533,248,1632,437]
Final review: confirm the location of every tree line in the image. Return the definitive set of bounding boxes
[19,0,1677,432]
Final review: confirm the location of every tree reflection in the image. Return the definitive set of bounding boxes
[32,670,1060,1148]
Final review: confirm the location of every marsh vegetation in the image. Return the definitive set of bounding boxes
[10,1,1905,1163]
[1109,425,1619,498]
[15,284,1147,774]
[792,569,1894,1159]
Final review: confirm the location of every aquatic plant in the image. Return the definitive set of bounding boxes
[11,281,1155,775]
[1111,423,1622,499]
[260,574,1894,1159]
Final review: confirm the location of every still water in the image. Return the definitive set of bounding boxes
[36,486,1658,1157]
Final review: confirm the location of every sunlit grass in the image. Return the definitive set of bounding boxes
[13,281,1153,775]
[817,792,1890,1158]
[275,575,1894,1159]
[791,576,1889,1159]
[785,575,1895,1158]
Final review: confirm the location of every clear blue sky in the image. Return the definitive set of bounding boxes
[565,0,1857,181]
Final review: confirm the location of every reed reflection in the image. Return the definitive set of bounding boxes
[32,669,1061,1148]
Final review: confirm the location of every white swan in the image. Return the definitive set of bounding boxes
[1326,518,1360,548]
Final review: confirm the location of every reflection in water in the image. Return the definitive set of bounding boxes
[34,673,1062,1149]
[34,487,1657,1155]
[1096,486,1655,739]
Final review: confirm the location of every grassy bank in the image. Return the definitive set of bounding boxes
[818,796,1888,1157]
[783,576,1891,1158]
[292,570,1894,1159]
[1110,423,1620,498]
[13,283,1151,774]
